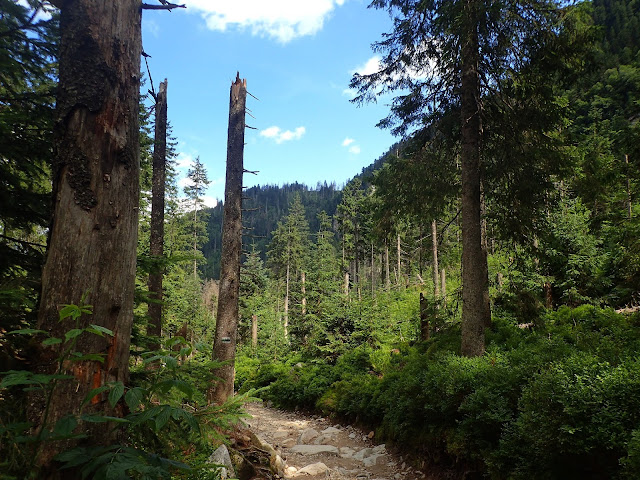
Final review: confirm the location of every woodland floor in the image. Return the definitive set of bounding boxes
[242,402,431,480]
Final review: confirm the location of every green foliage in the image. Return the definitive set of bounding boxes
[241,306,640,478]
[1,304,249,480]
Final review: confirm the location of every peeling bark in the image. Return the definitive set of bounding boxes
[30,0,141,473]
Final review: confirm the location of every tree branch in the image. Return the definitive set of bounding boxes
[142,2,186,11]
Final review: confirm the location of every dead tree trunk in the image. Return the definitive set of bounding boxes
[251,314,258,349]
[148,79,167,348]
[30,0,141,473]
[209,74,246,405]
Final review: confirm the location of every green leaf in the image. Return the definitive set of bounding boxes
[65,328,84,342]
[80,414,130,424]
[83,385,111,405]
[154,405,172,431]
[7,328,47,335]
[52,415,78,437]
[124,387,144,412]
[69,353,106,363]
[108,382,125,408]
[42,337,62,346]
[59,304,79,321]
[86,324,114,337]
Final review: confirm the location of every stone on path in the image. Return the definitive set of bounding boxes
[321,426,341,435]
[273,430,289,440]
[298,428,320,444]
[289,444,339,456]
[296,462,329,476]
[281,438,296,448]
[208,445,236,480]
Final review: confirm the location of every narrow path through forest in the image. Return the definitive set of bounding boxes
[243,402,429,480]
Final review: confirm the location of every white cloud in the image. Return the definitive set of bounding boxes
[17,0,53,20]
[175,152,194,170]
[183,0,347,43]
[351,56,382,76]
[178,176,193,189]
[341,137,360,155]
[260,126,306,144]
[202,196,218,208]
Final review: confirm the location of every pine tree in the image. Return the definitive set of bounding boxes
[184,156,210,279]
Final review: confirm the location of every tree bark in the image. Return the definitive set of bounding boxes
[209,74,246,405]
[441,268,447,305]
[626,154,632,219]
[420,292,430,341]
[301,270,306,315]
[147,79,167,348]
[284,261,290,339]
[30,0,141,473]
[460,0,490,357]
[385,241,390,291]
[344,271,349,297]
[251,314,258,349]
[431,219,440,298]
[396,233,401,287]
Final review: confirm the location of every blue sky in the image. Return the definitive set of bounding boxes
[141,0,396,207]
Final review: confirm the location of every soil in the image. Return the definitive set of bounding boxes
[242,401,430,480]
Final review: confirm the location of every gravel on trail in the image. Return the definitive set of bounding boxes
[243,402,429,480]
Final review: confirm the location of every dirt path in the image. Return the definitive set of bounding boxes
[243,402,428,479]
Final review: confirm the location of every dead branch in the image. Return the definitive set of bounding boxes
[142,2,186,11]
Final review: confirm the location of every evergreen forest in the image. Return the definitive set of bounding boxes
[1,0,640,479]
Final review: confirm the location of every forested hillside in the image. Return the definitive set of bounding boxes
[1,0,639,479]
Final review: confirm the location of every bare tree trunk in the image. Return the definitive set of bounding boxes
[420,293,430,341]
[385,241,390,291]
[251,314,258,349]
[396,233,401,287]
[460,0,490,357]
[301,271,306,315]
[431,219,440,298]
[193,205,198,280]
[209,74,246,405]
[371,243,375,297]
[344,271,349,297]
[284,261,290,340]
[148,79,167,349]
[626,154,632,219]
[30,0,141,473]
[441,268,447,305]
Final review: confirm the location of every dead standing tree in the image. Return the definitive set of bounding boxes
[30,0,141,472]
[209,73,247,405]
[147,79,167,347]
